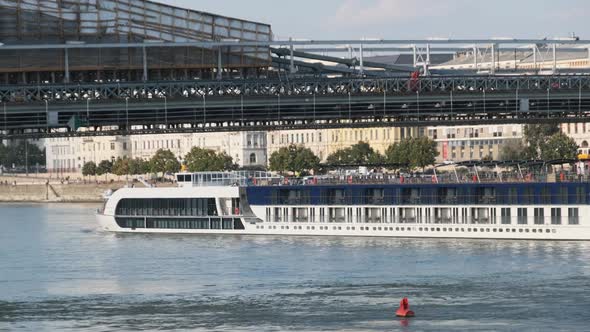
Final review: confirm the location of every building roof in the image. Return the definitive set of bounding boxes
[365,54,454,66]
[0,0,271,44]
[439,48,589,66]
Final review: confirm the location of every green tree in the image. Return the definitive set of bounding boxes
[269,145,320,175]
[385,141,411,167]
[128,158,149,175]
[523,124,560,159]
[326,141,384,166]
[540,132,579,161]
[0,141,46,168]
[385,137,438,170]
[500,139,526,161]
[408,137,438,170]
[184,147,237,172]
[96,160,113,176]
[112,157,131,176]
[149,149,180,176]
[81,161,97,177]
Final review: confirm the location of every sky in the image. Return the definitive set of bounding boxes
[158,0,589,40]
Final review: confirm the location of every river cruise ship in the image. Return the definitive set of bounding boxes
[97,167,590,240]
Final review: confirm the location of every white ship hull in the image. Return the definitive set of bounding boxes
[97,211,590,241]
[96,172,590,241]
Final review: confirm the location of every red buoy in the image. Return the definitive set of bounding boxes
[395,298,415,317]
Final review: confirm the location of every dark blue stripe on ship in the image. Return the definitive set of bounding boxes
[246,183,590,206]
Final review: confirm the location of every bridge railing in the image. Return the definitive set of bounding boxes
[1,75,589,103]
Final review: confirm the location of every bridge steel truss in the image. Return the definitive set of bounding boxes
[1,75,590,139]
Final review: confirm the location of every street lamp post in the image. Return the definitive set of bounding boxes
[313,93,316,123]
[202,94,206,128]
[383,80,387,119]
[277,94,281,125]
[125,97,129,131]
[348,92,352,121]
[163,95,168,129]
[450,90,454,119]
[86,98,91,125]
[45,100,49,134]
[483,89,486,114]
[3,102,6,134]
[240,94,244,124]
[547,88,551,118]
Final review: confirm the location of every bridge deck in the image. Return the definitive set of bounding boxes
[1,75,590,139]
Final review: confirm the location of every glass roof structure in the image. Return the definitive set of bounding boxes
[0,0,272,83]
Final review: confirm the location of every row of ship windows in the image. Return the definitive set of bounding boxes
[115,217,245,230]
[265,207,580,225]
[255,224,557,234]
[115,198,218,217]
[270,187,588,205]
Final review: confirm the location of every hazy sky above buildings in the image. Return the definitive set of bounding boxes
[159,0,589,40]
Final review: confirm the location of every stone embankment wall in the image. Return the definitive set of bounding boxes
[0,183,118,202]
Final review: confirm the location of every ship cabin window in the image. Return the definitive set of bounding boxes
[568,208,580,225]
[438,187,457,205]
[457,188,475,205]
[534,208,544,225]
[401,188,421,205]
[507,188,518,205]
[551,208,562,225]
[557,186,568,205]
[324,189,349,205]
[115,217,245,230]
[575,187,587,204]
[116,198,217,217]
[177,174,193,183]
[476,187,496,204]
[364,188,385,205]
[521,187,534,205]
[540,187,551,204]
[501,208,511,225]
[274,189,310,205]
[517,208,528,225]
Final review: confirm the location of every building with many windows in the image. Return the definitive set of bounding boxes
[46,131,267,174]
[562,123,590,154]
[267,127,424,162]
[427,125,524,162]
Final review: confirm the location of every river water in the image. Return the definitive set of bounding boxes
[1,204,589,331]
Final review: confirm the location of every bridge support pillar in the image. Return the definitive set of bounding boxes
[520,98,529,112]
[552,44,557,73]
[142,46,148,81]
[289,37,296,74]
[473,46,478,71]
[533,46,537,71]
[64,48,70,83]
[491,44,496,75]
[359,43,364,76]
[217,46,223,80]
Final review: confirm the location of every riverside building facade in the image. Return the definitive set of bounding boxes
[267,127,424,163]
[46,131,267,174]
[427,125,524,163]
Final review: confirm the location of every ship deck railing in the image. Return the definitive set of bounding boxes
[248,172,590,187]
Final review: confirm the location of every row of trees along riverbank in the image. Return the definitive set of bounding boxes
[268,138,438,175]
[79,123,581,178]
[81,148,238,178]
[0,142,45,170]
